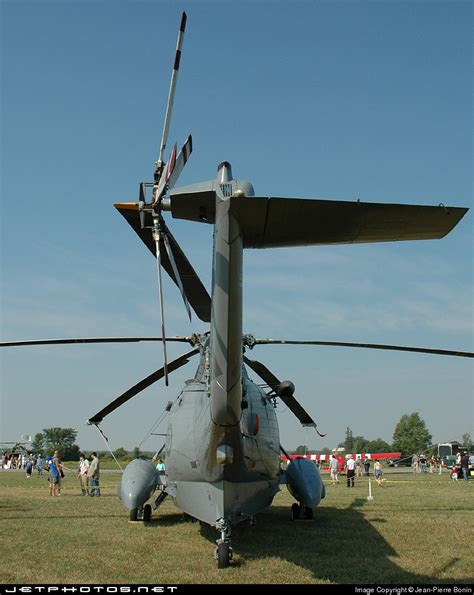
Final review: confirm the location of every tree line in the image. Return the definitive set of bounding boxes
[293,412,472,456]
[29,428,151,462]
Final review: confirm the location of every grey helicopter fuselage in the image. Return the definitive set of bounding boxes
[118,161,325,529]
[164,358,281,526]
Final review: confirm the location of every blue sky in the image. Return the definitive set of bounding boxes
[1,0,472,454]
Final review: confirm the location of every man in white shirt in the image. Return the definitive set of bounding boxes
[78,453,90,496]
[344,456,356,487]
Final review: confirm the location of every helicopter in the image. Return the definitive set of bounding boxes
[1,13,472,569]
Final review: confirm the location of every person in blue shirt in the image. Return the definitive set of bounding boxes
[47,456,61,496]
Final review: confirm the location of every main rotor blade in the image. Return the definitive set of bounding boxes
[0,337,192,348]
[156,11,187,175]
[253,339,474,358]
[243,356,322,431]
[88,348,199,424]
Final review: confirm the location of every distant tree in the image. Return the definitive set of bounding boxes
[319,447,332,455]
[344,427,354,452]
[294,445,307,455]
[461,433,472,449]
[365,438,392,453]
[392,413,432,456]
[31,432,45,454]
[132,446,141,460]
[42,427,81,460]
[352,436,368,453]
[114,447,128,460]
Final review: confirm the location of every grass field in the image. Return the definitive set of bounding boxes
[0,467,472,584]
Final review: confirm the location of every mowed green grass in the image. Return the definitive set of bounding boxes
[0,468,472,584]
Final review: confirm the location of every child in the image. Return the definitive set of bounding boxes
[26,459,33,478]
[374,460,384,486]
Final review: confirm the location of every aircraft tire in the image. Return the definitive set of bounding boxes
[291,503,301,521]
[217,543,231,569]
[143,504,152,523]
[130,508,138,522]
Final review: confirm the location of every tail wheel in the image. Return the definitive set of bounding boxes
[130,508,138,522]
[217,542,232,569]
[143,504,152,523]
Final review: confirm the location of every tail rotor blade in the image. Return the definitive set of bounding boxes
[167,134,193,191]
[87,348,199,424]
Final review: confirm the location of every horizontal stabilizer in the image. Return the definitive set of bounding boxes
[114,203,211,322]
[232,197,468,248]
[167,191,468,247]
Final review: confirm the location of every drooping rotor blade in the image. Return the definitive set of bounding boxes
[88,348,199,424]
[0,337,192,348]
[162,231,192,321]
[253,339,474,358]
[115,203,211,322]
[243,356,325,434]
[155,11,187,179]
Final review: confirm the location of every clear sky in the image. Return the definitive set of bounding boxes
[1,0,472,454]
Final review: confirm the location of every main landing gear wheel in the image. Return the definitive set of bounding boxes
[130,508,138,522]
[303,506,313,520]
[143,504,152,523]
[291,503,301,521]
[217,542,232,569]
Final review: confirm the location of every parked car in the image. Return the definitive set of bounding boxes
[387,456,412,467]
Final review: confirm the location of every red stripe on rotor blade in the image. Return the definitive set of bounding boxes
[174,50,181,71]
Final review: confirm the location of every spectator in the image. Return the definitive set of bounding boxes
[78,453,90,496]
[363,458,371,476]
[460,451,470,481]
[374,460,384,486]
[36,454,44,476]
[52,451,64,495]
[88,452,100,496]
[47,457,60,496]
[329,455,339,485]
[344,456,356,488]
